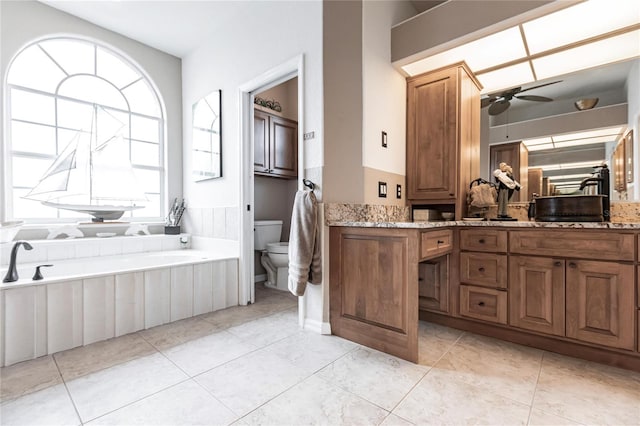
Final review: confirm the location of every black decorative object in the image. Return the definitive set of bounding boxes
[254,96,282,112]
[164,226,180,235]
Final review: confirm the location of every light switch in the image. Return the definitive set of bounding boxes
[396,184,402,199]
[378,181,387,198]
[381,131,388,148]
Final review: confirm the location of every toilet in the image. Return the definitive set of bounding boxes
[254,220,289,291]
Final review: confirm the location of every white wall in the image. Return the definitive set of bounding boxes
[256,77,298,121]
[181,1,323,213]
[362,0,415,176]
[0,1,183,222]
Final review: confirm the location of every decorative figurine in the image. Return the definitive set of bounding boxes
[493,162,521,220]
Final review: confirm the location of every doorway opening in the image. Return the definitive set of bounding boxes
[238,55,305,324]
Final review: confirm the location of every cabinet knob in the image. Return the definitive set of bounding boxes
[478,301,485,307]
[478,239,485,244]
[478,267,485,272]
[418,278,424,282]
[568,262,577,268]
[437,240,444,244]
[449,193,454,196]
[554,261,562,267]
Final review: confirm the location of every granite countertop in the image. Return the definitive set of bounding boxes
[327,220,640,229]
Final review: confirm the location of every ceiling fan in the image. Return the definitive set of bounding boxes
[481,80,563,116]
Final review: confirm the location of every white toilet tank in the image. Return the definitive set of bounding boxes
[254,220,283,250]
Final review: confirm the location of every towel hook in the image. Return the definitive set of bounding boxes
[303,179,315,191]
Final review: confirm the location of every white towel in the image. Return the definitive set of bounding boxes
[288,190,322,296]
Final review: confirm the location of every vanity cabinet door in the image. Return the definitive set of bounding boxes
[269,115,298,178]
[330,227,419,362]
[509,256,565,336]
[253,110,270,173]
[566,260,635,350]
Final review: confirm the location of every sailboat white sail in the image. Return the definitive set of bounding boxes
[24,106,148,222]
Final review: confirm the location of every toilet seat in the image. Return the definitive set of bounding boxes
[266,242,288,254]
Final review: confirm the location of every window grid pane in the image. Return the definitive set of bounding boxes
[6,37,165,222]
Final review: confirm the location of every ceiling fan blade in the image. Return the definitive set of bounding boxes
[518,80,562,94]
[489,99,510,116]
[481,97,497,108]
[516,95,553,102]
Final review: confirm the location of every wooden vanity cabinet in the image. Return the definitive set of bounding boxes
[330,227,419,362]
[418,230,453,315]
[406,62,480,218]
[254,110,297,178]
[509,256,565,337]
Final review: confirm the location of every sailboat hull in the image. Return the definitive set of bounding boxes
[42,202,144,221]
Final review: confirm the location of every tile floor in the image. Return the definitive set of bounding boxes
[1,284,639,426]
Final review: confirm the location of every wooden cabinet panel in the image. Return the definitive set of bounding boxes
[420,229,453,260]
[460,252,507,289]
[510,230,635,261]
[419,255,449,313]
[407,67,456,201]
[254,110,297,178]
[270,115,298,177]
[509,256,565,336]
[330,227,419,362]
[460,229,507,253]
[459,285,507,324]
[253,110,269,173]
[566,260,635,350]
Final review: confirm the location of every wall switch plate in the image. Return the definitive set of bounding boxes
[396,184,402,199]
[378,181,387,198]
[303,131,315,140]
[381,131,387,148]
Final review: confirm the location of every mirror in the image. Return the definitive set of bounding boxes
[192,90,222,181]
[481,58,638,201]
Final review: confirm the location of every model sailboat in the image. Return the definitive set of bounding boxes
[24,106,148,222]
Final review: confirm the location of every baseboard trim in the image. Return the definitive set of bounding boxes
[254,274,266,283]
[303,318,332,334]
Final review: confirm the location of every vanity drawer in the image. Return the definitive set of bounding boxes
[459,285,507,325]
[421,229,453,259]
[460,229,507,253]
[510,230,635,261]
[460,252,507,289]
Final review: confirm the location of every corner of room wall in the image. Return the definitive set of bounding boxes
[626,60,640,200]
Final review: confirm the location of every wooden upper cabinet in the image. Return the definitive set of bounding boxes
[406,63,481,218]
[254,110,297,178]
[489,141,529,202]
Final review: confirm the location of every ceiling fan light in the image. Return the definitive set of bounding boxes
[574,98,599,110]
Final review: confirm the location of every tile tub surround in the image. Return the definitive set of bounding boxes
[0,250,239,367]
[2,299,639,426]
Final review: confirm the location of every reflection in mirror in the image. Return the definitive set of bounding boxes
[481,59,639,201]
[192,90,222,181]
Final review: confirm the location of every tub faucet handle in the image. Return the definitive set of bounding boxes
[32,264,53,281]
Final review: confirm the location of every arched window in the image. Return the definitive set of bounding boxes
[5,36,165,221]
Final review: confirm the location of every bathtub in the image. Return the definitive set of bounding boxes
[0,247,239,367]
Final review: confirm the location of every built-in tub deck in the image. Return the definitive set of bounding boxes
[0,245,239,367]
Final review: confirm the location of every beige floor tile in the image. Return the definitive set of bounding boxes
[240,375,389,425]
[418,321,464,366]
[195,348,309,417]
[434,332,543,405]
[394,368,531,425]
[532,352,640,425]
[54,333,156,381]
[87,380,237,426]
[0,383,80,426]
[0,355,62,402]
[380,413,416,425]
[317,346,429,411]
[138,316,226,351]
[528,409,583,425]
[226,308,300,348]
[66,352,188,423]
[263,330,358,375]
[200,305,272,329]
[162,330,257,376]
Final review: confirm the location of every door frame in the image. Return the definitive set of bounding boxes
[238,55,305,321]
